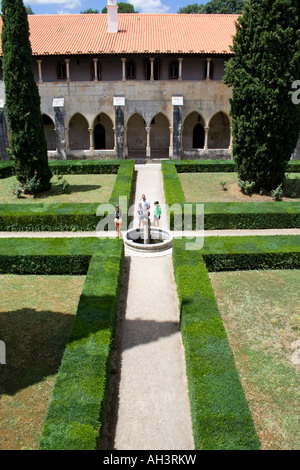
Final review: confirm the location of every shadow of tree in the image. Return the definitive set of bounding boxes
[34,184,102,199]
[121,318,180,351]
[0,308,74,396]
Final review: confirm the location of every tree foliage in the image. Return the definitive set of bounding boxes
[25,5,34,14]
[1,0,52,191]
[80,8,100,13]
[102,2,138,13]
[178,0,245,14]
[224,0,300,190]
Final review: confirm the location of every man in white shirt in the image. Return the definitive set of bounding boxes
[140,194,150,212]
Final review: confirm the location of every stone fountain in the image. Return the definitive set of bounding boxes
[123,208,173,254]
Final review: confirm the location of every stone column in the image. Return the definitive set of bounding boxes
[0,103,9,160]
[229,126,233,150]
[93,58,99,81]
[65,127,70,154]
[114,97,125,158]
[150,58,155,81]
[124,126,128,157]
[65,58,70,83]
[172,96,183,159]
[53,98,67,160]
[37,59,43,83]
[169,126,173,157]
[178,58,183,81]
[206,58,211,80]
[146,127,151,158]
[121,58,126,81]
[88,127,94,151]
[204,126,209,150]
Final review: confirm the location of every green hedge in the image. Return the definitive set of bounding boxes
[39,243,123,450]
[49,159,121,175]
[162,161,300,229]
[168,201,300,230]
[172,240,260,450]
[0,236,124,450]
[172,234,300,449]
[0,161,14,178]
[0,160,134,231]
[173,159,300,173]
[0,159,122,178]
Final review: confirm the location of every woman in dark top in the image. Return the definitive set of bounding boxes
[114,204,122,237]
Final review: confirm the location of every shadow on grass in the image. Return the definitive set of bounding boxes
[34,184,102,199]
[0,308,74,396]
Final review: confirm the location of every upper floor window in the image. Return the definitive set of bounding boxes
[57,61,66,79]
[127,62,136,79]
[169,62,178,79]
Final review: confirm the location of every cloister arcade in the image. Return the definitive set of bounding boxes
[41,110,232,159]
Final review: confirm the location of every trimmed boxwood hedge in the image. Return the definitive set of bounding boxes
[0,161,14,178]
[162,161,300,229]
[0,160,134,231]
[172,234,300,450]
[0,237,124,450]
[0,159,123,178]
[168,201,300,230]
[173,159,300,173]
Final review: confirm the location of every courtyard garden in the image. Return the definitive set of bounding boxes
[0,158,299,450]
[0,174,116,204]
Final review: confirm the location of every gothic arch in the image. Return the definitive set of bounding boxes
[150,112,170,158]
[68,113,89,150]
[127,112,147,158]
[182,112,206,150]
[208,111,230,149]
[42,114,56,151]
[93,113,114,149]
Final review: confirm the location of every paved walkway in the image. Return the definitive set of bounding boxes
[113,164,194,450]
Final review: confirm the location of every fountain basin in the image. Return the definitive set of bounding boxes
[124,227,173,253]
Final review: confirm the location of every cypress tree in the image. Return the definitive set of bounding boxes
[224,0,300,190]
[1,0,52,192]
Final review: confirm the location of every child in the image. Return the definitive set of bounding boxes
[153,201,161,226]
[114,204,122,237]
[137,202,144,227]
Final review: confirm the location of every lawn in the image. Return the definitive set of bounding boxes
[210,269,300,450]
[0,274,85,450]
[0,174,116,204]
[179,172,300,202]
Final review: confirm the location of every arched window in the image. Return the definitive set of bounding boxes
[94,123,106,149]
[57,61,66,79]
[169,62,178,79]
[193,124,205,149]
[127,62,136,79]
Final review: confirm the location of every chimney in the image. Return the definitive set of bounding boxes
[107,0,118,34]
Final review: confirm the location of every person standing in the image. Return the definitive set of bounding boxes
[114,204,122,237]
[140,194,150,212]
[153,201,161,226]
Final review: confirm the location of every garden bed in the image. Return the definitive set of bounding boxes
[0,237,124,450]
[210,269,300,450]
[172,234,300,450]
[0,275,85,450]
[162,161,300,230]
[0,160,134,231]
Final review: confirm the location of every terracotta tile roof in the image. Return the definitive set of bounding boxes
[0,13,239,56]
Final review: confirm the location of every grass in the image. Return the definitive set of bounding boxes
[210,269,300,450]
[0,174,116,204]
[179,172,300,203]
[0,274,85,450]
